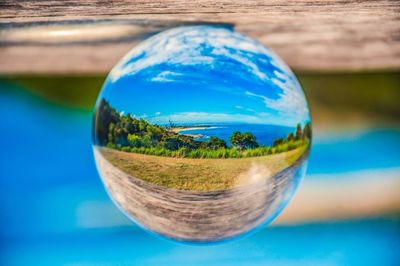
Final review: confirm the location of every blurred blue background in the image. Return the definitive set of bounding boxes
[1,72,399,265]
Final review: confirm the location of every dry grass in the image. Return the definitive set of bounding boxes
[99,146,307,191]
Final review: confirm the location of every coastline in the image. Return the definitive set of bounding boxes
[171,126,215,133]
[171,126,218,138]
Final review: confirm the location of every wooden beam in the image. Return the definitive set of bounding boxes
[1,0,399,73]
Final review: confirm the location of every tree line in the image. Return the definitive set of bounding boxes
[95,98,311,158]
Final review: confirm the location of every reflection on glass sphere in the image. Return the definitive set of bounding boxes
[93,25,311,243]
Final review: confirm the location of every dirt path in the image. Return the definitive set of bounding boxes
[99,147,305,191]
[94,148,307,243]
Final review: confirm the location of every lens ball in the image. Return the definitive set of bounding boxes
[93,25,311,243]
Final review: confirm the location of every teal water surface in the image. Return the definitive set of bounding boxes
[179,124,294,146]
[0,85,399,265]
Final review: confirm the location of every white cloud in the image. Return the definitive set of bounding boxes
[235,105,255,113]
[151,71,182,82]
[245,71,309,125]
[107,25,310,126]
[108,26,273,83]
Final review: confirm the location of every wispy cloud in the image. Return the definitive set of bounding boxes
[106,25,310,126]
[109,26,272,83]
[235,105,255,113]
[151,71,182,82]
[245,72,309,125]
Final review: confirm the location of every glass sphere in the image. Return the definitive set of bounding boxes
[93,25,311,243]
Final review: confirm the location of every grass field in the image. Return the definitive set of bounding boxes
[98,145,307,191]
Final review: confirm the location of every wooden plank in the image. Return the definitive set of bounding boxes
[1,0,399,73]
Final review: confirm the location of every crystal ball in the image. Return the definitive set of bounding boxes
[93,25,311,243]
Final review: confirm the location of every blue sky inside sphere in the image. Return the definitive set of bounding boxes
[99,25,310,127]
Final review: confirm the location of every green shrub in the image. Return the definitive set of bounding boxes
[127,134,142,148]
[106,142,116,149]
[116,140,308,158]
[121,146,130,152]
[98,97,311,158]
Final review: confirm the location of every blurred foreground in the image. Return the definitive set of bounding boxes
[0,73,399,265]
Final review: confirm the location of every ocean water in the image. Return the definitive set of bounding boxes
[179,124,294,146]
[0,84,399,265]
[181,124,400,175]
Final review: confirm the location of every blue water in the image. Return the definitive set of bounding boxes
[182,124,400,175]
[3,218,399,266]
[180,124,294,146]
[309,129,400,174]
[0,84,399,265]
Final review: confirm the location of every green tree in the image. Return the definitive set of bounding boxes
[295,123,302,140]
[124,115,138,134]
[302,123,312,140]
[141,135,153,148]
[273,137,284,147]
[230,131,243,149]
[138,119,148,132]
[164,135,184,151]
[287,132,294,142]
[113,123,128,146]
[127,134,142,148]
[94,98,119,145]
[202,137,227,150]
[230,131,258,150]
[242,132,258,149]
[107,122,115,144]
[147,124,163,141]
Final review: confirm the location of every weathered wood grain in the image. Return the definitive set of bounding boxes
[1,0,399,73]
